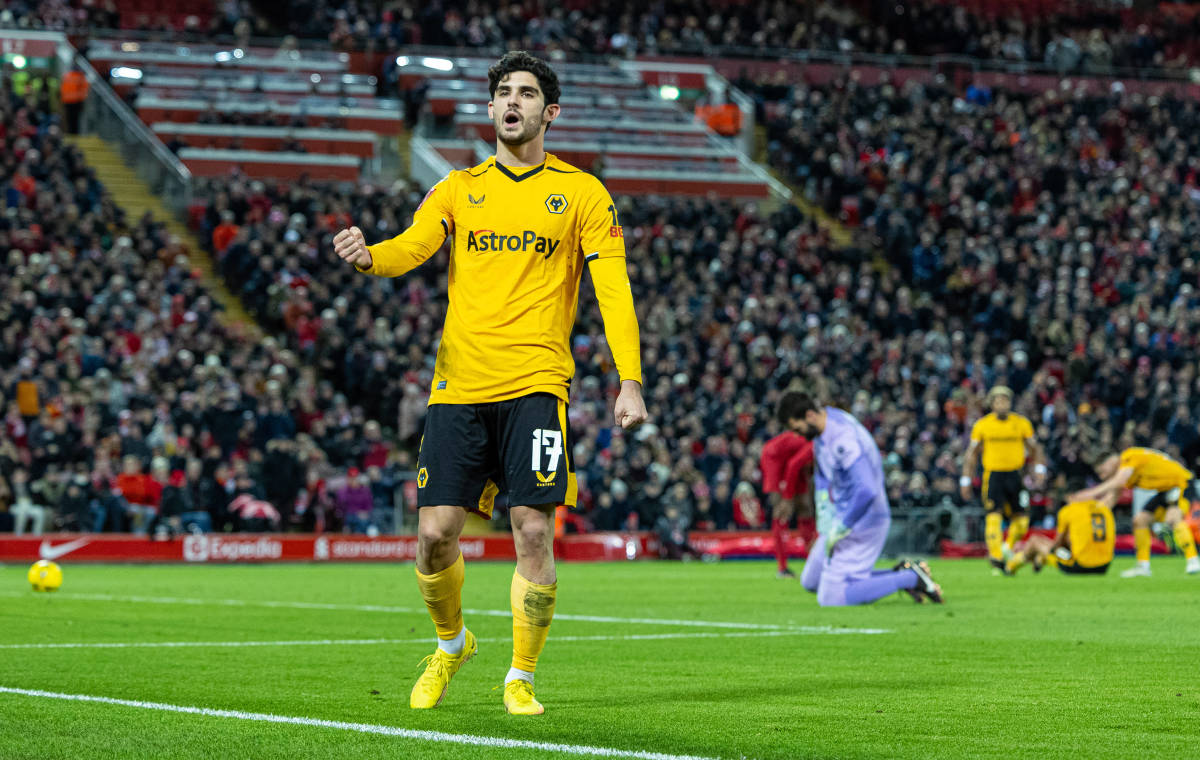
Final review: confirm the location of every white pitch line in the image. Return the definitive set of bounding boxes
[0,626,889,651]
[0,685,730,760]
[0,590,853,633]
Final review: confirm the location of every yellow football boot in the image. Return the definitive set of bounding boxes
[502,679,544,715]
[409,629,477,709]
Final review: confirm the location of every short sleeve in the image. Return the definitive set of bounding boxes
[1021,416,1034,438]
[970,420,984,442]
[1118,449,1137,470]
[1055,506,1069,534]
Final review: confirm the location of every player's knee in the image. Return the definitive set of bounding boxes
[514,520,552,556]
[1132,511,1153,529]
[1165,507,1184,525]
[800,567,820,594]
[816,583,846,607]
[417,519,460,550]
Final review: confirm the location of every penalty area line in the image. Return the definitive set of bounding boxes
[0,627,890,651]
[0,685,733,760]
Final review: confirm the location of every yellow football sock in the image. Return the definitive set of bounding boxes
[985,512,1004,561]
[415,552,465,641]
[511,570,557,672]
[1005,553,1026,575]
[1134,527,1152,564]
[1006,515,1029,549]
[1173,522,1198,560]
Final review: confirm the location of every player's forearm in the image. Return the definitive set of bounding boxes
[1074,482,1110,502]
[360,225,445,278]
[1026,440,1046,467]
[961,445,977,479]
[589,257,642,384]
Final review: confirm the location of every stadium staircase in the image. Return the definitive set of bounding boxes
[67,134,259,335]
[753,124,853,248]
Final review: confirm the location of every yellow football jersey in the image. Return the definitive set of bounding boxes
[1120,447,1193,492]
[970,413,1034,472]
[1056,500,1115,568]
[361,153,641,405]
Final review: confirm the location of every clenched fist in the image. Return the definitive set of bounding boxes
[334,226,372,270]
[614,379,649,431]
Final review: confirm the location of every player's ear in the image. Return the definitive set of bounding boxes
[487,100,495,120]
[543,102,560,124]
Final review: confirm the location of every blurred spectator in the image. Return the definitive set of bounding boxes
[10,468,47,535]
[733,482,765,529]
[655,503,700,560]
[336,467,374,533]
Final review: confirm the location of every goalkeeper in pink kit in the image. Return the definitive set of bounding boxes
[776,391,944,606]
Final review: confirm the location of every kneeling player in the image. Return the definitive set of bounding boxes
[778,391,943,605]
[1005,493,1116,575]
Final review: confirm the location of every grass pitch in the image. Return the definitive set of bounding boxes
[0,556,1197,759]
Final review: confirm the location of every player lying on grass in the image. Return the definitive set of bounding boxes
[1071,447,1200,577]
[777,391,943,605]
[1005,492,1116,575]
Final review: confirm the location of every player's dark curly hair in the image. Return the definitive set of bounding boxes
[776,391,820,426]
[487,51,561,107]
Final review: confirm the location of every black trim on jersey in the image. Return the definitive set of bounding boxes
[495,162,545,182]
[439,219,449,236]
[467,165,491,178]
[546,166,579,174]
[584,252,600,262]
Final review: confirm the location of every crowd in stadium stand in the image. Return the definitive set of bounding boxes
[6,0,1189,76]
[0,75,402,536]
[257,0,1199,73]
[191,170,1046,534]
[198,67,1200,534]
[758,74,1200,481]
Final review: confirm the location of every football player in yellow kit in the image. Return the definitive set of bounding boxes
[961,386,1046,572]
[1005,492,1116,576]
[1072,448,1200,577]
[335,51,648,714]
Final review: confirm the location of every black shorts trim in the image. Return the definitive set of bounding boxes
[414,393,577,518]
[1058,562,1109,575]
[982,469,1028,516]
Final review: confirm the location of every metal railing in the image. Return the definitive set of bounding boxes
[73,49,192,213]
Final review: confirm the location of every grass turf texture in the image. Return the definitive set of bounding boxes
[0,558,1197,759]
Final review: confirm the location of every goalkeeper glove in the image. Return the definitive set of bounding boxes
[826,520,851,557]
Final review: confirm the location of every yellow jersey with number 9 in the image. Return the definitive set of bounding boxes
[1057,500,1114,568]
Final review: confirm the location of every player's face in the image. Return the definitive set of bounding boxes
[991,395,1011,417]
[489,71,557,147]
[787,415,816,439]
[1096,455,1119,480]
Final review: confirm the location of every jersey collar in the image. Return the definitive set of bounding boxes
[491,152,557,183]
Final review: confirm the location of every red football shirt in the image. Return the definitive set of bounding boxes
[760,431,813,500]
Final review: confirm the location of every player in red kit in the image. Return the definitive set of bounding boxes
[760,431,814,578]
